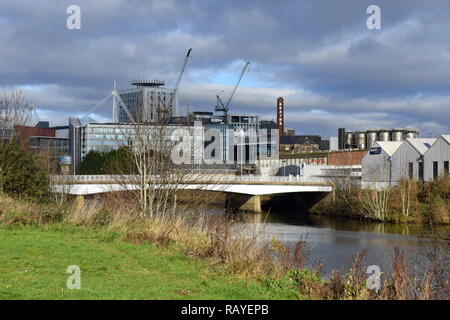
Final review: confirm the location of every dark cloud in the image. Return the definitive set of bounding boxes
[0,0,449,136]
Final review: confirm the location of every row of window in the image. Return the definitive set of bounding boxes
[408,161,449,180]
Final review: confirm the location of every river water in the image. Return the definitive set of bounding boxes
[214,208,450,274]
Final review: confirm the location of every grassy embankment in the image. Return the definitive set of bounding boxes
[0,193,448,300]
[310,179,450,224]
[0,194,304,300]
[0,226,295,299]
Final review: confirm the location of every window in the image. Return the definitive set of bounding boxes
[433,161,439,180]
[418,162,424,181]
[408,162,413,180]
[444,161,449,178]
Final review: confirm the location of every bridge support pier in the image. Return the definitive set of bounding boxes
[225,194,262,213]
[73,195,85,211]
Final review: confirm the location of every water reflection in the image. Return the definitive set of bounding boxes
[228,209,450,273]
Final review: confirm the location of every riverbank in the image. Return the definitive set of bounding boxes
[310,179,449,224]
[0,194,448,300]
[0,193,310,299]
[0,226,297,299]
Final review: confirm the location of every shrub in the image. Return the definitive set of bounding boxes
[79,147,135,174]
[0,193,65,227]
[0,142,50,201]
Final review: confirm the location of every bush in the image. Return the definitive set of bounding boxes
[79,147,135,174]
[0,193,65,227]
[0,143,50,201]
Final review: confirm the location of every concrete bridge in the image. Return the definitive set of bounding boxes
[53,175,333,213]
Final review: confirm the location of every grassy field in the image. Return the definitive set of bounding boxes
[0,226,296,300]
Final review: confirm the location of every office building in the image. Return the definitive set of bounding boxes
[69,113,277,172]
[115,80,178,123]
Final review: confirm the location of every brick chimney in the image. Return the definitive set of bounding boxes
[276,97,284,137]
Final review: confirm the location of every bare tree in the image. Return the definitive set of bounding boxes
[398,178,418,219]
[108,93,221,221]
[359,160,393,221]
[0,89,33,145]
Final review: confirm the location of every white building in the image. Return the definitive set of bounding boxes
[362,141,403,189]
[424,135,450,181]
[390,138,436,182]
[362,137,449,189]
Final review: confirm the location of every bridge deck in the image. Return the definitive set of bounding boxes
[53,175,333,196]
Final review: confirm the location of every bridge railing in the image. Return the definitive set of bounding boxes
[233,175,312,183]
[52,175,136,182]
[52,174,334,184]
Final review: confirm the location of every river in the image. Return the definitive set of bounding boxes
[214,208,450,274]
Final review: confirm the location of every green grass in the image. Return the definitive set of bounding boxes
[0,225,297,300]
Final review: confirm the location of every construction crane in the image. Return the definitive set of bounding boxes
[215,61,249,123]
[171,48,192,105]
[83,48,193,124]
[158,48,192,118]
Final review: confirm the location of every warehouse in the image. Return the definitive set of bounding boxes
[390,138,436,182]
[362,141,403,189]
[362,138,442,189]
[424,135,450,181]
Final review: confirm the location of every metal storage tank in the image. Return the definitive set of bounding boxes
[345,132,355,148]
[379,129,390,141]
[350,132,357,146]
[366,130,379,148]
[392,129,404,141]
[405,130,417,139]
[356,131,366,149]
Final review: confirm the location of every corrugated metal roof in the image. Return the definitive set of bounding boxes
[441,135,450,144]
[406,138,437,155]
[375,141,403,157]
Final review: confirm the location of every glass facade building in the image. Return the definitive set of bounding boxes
[117,80,178,123]
[69,112,278,172]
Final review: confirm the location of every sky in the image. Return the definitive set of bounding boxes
[0,0,449,137]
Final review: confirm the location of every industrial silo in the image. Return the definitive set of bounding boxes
[366,130,379,148]
[356,131,367,149]
[392,129,404,141]
[379,129,390,141]
[405,129,418,139]
[346,132,355,148]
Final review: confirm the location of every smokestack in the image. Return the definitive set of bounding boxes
[338,128,346,150]
[277,97,284,137]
